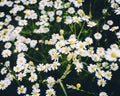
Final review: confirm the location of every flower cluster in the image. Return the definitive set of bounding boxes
[0,0,120,96]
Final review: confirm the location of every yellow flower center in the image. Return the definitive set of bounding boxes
[48,91,53,95]
[76,83,81,89]
[77,0,82,4]
[0,0,5,2]
[111,52,117,58]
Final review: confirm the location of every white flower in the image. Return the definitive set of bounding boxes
[96,47,105,57]
[85,37,93,45]
[75,63,83,72]
[99,92,108,96]
[44,64,51,72]
[56,16,62,22]
[1,67,7,75]
[82,15,90,21]
[102,24,109,30]
[32,83,39,90]
[88,64,97,73]
[0,12,5,18]
[102,62,109,69]
[51,61,60,70]
[17,72,26,81]
[92,54,101,62]
[54,0,63,9]
[77,9,85,16]
[0,78,11,90]
[110,63,119,71]
[14,65,23,72]
[94,32,102,40]
[39,0,47,9]
[72,16,81,23]
[105,48,120,61]
[116,31,120,38]
[46,76,55,88]
[107,20,113,25]
[68,7,75,14]
[29,73,38,82]
[17,57,27,65]
[4,42,12,49]
[115,0,120,4]
[46,88,56,96]
[73,0,83,8]
[30,40,37,48]
[104,71,112,80]
[17,85,27,94]
[87,21,96,27]
[115,7,120,15]
[97,78,106,87]
[19,20,28,26]
[0,22,4,29]
[110,44,119,49]
[56,10,63,16]
[95,70,104,79]
[64,16,73,24]
[2,49,12,58]
[31,89,40,96]
[110,26,119,32]
[37,64,44,71]
[0,0,7,6]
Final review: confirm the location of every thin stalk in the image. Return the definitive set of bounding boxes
[89,0,92,18]
[59,80,68,96]
[77,22,85,39]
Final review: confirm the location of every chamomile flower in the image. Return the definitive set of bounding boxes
[68,7,75,14]
[4,42,12,49]
[29,73,38,82]
[104,71,112,80]
[87,21,96,27]
[14,65,23,72]
[51,61,60,70]
[18,20,28,26]
[102,24,110,30]
[44,64,51,72]
[110,26,119,32]
[107,20,113,25]
[1,67,7,75]
[32,83,39,90]
[75,63,83,72]
[96,47,105,57]
[37,64,44,72]
[17,85,27,95]
[2,49,12,58]
[85,37,93,45]
[110,63,119,71]
[115,0,120,4]
[95,70,104,79]
[88,64,97,73]
[99,92,108,96]
[46,76,55,88]
[46,88,56,96]
[0,78,11,90]
[97,78,106,87]
[64,16,73,24]
[31,89,40,96]
[30,40,37,48]
[105,48,120,61]
[94,32,102,40]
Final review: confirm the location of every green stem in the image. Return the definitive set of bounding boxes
[25,53,40,62]
[79,89,97,96]
[77,22,85,39]
[59,80,68,96]
[74,23,76,36]
[89,0,92,18]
